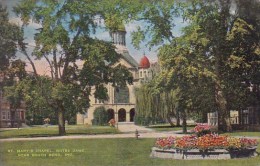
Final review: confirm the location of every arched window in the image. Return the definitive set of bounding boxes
[114,86,129,103]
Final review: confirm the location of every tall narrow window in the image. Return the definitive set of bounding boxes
[114,86,129,103]
[2,112,6,120]
[7,111,10,120]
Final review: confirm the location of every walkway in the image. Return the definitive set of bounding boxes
[117,122,154,133]
[0,131,187,142]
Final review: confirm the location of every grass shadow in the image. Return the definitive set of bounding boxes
[173,131,194,134]
[147,124,196,129]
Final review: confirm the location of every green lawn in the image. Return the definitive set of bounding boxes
[0,138,259,166]
[0,125,119,139]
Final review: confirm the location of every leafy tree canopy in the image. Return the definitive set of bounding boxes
[0,4,25,88]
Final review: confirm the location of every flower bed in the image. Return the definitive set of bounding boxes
[151,124,258,159]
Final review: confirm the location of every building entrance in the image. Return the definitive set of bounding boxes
[118,108,126,122]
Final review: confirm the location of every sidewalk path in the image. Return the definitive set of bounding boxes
[1,132,260,142]
[117,122,154,133]
[0,131,188,142]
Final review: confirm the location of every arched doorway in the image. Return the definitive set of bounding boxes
[118,108,126,122]
[130,108,135,122]
[107,109,115,122]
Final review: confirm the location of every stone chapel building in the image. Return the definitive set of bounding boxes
[76,26,159,125]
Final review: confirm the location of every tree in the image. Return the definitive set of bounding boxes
[13,0,133,135]
[135,77,182,127]
[0,4,24,87]
[5,75,54,125]
[178,0,260,131]
[92,106,108,126]
[167,0,234,131]
[229,0,260,122]
[0,4,27,128]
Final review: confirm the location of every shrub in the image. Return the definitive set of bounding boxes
[134,116,150,126]
[134,115,165,126]
[92,107,108,126]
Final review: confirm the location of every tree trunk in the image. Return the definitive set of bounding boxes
[176,110,181,127]
[166,116,174,127]
[212,0,232,132]
[22,50,38,76]
[215,82,232,132]
[58,107,66,136]
[255,84,260,125]
[182,110,187,134]
[218,110,232,132]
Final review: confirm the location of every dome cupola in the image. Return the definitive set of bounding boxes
[139,55,150,69]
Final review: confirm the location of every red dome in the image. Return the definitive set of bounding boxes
[139,56,150,68]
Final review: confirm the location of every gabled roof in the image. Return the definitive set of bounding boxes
[114,45,138,68]
[120,50,139,68]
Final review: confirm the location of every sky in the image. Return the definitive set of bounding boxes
[1,0,188,75]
